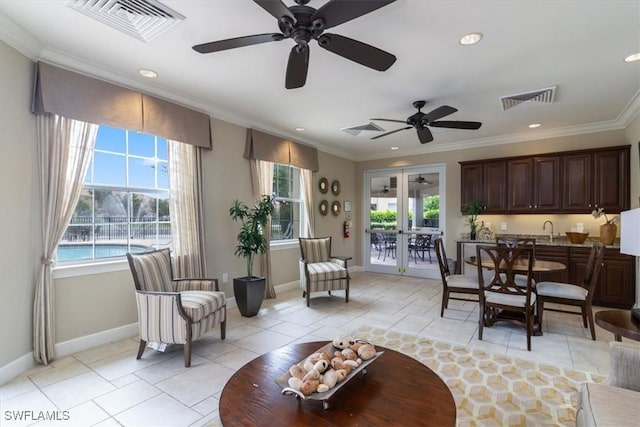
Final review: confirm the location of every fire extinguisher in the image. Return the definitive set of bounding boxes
[343,221,350,238]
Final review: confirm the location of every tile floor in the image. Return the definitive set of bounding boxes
[1,272,633,426]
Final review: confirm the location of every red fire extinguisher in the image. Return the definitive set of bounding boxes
[343,221,350,238]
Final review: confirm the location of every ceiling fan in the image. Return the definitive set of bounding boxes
[192,0,397,89]
[413,175,433,185]
[371,100,482,144]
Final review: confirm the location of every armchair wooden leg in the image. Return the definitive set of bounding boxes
[184,339,192,368]
[306,283,311,307]
[136,339,146,360]
[441,291,448,317]
[221,320,226,340]
[345,278,349,303]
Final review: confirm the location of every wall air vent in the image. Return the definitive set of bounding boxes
[340,122,385,137]
[499,86,557,111]
[67,0,185,43]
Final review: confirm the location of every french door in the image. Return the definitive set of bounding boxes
[364,164,446,279]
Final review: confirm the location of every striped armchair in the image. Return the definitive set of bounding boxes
[299,237,350,307]
[126,249,226,367]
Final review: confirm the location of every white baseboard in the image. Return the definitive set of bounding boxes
[0,274,358,386]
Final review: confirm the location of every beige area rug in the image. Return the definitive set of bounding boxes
[349,326,605,427]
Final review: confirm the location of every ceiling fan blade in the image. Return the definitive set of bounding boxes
[370,118,407,124]
[430,121,483,130]
[417,127,434,144]
[371,126,412,140]
[318,33,396,71]
[424,105,458,123]
[193,33,284,54]
[312,0,396,30]
[285,45,309,89]
[253,0,295,22]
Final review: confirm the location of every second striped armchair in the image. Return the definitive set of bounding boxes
[299,237,350,307]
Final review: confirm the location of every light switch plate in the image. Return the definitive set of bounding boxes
[500,222,507,231]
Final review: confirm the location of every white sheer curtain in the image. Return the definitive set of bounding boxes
[34,114,98,364]
[301,169,315,237]
[168,140,207,278]
[250,159,276,299]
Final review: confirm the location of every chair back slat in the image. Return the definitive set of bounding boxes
[299,237,332,263]
[477,245,534,297]
[127,249,174,292]
[584,244,605,302]
[496,237,536,259]
[434,238,450,277]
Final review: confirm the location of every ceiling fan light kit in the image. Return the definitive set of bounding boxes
[193,0,397,89]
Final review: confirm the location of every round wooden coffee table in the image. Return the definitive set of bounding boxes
[595,310,640,341]
[219,341,456,426]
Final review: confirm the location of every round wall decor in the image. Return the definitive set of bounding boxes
[319,200,329,216]
[331,180,341,195]
[331,200,342,216]
[319,177,329,193]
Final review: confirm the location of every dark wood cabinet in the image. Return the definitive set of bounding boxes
[535,245,569,283]
[562,147,630,213]
[460,161,507,213]
[508,156,561,213]
[461,145,630,214]
[566,247,635,309]
[456,241,635,308]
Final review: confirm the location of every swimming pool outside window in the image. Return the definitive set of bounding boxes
[57,126,171,262]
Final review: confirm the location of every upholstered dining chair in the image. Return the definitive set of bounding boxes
[126,249,226,367]
[536,244,604,340]
[477,244,536,351]
[299,237,350,307]
[435,237,481,317]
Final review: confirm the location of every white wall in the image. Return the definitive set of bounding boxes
[0,41,39,372]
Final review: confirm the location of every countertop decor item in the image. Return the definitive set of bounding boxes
[462,200,483,240]
[592,208,619,245]
[566,232,590,244]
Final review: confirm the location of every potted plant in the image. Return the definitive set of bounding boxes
[229,195,274,317]
[463,200,483,240]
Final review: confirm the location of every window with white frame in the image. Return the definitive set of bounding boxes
[271,164,305,242]
[57,126,171,262]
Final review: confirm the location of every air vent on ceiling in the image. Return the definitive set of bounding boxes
[340,122,385,137]
[499,86,557,111]
[67,0,185,43]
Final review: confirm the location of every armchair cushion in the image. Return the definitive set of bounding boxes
[306,262,348,281]
[180,291,226,322]
[300,237,331,262]
[128,248,174,292]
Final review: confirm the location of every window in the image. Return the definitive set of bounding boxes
[271,164,305,242]
[57,126,171,262]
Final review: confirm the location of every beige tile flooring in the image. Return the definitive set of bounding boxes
[0,272,632,427]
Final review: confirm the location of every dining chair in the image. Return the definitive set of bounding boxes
[382,233,397,260]
[435,237,480,317]
[410,234,433,263]
[126,249,227,367]
[477,244,536,351]
[495,236,536,287]
[536,244,604,340]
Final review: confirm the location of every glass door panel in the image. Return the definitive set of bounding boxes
[365,172,402,274]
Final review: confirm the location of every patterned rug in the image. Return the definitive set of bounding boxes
[349,326,605,427]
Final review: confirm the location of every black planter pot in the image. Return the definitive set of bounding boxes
[233,276,265,317]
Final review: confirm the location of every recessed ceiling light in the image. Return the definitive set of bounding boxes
[624,52,640,62]
[138,69,158,78]
[390,146,399,150]
[459,32,483,46]
[295,127,305,132]
[529,123,541,128]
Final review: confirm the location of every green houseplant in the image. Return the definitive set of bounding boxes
[229,195,274,316]
[462,200,483,240]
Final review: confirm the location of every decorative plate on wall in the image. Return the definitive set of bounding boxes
[331,200,342,216]
[331,180,341,195]
[319,200,329,216]
[319,178,329,193]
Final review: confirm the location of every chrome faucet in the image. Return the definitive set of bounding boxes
[543,220,555,242]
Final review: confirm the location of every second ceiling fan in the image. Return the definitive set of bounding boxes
[192,0,397,89]
[371,100,482,144]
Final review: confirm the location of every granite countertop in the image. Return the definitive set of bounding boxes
[456,233,621,249]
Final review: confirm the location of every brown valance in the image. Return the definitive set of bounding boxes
[32,62,212,149]
[244,129,319,171]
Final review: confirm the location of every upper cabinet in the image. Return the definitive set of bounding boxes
[461,145,630,214]
[460,161,507,213]
[562,147,630,213]
[507,156,561,213]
